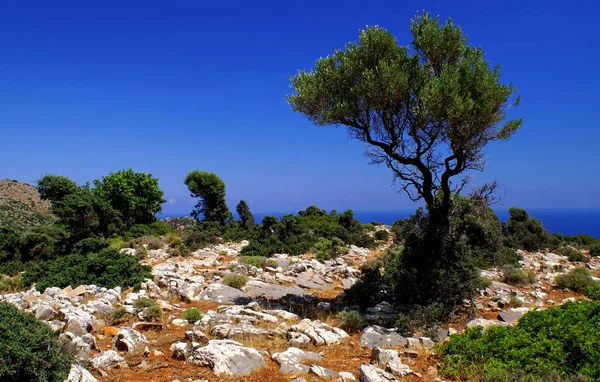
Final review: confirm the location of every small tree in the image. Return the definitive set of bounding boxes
[92,168,165,229]
[184,170,232,225]
[236,200,255,228]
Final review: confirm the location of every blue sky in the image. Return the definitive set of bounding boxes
[1,0,598,215]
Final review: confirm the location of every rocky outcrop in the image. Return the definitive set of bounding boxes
[188,340,265,376]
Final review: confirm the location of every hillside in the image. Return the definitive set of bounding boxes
[0,179,54,231]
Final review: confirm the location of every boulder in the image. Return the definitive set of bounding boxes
[371,347,399,366]
[35,304,56,321]
[188,340,265,376]
[288,332,312,348]
[466,317,508,330]
[310,364,339,379]
[113,327,149,353]
[198,284,252,304]
[65,364,97,382]
[288,319,348,346]
[170,341,188,360]
[272,347,322,375]
[498,307,530,324]
[91,350,127,370]
[359,326,407,348]
[244,280,308,300]
[358,363,397,382]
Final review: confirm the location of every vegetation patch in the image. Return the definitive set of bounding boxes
[222,273,248,289]
[555,268,597,293]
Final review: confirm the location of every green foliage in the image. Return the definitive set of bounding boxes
[562,234,600,249]
[0,276,23,292]
[184,170,232,225]
[589,244,600,257]
[182,226,221,251]
[394,302,449,336]
[21,248,152,291]
[479,277,493,289]
[183,308,203,324]
[585,285,600,301]
[391,219,407,243]
[135,236,162,250]
[239,256,277,269]
[439,300,600,380]
[0,302,73,381]
[502,208,558,251]
[236,200,255,229]
[143,305,161,321]
[313,237,348,261]
[555,268,597,293]
[133,297,157,309]
[509,295,524,307]
[0,227,20,263]
[72,237,109,255]
[123,221,172,240]
[374,229,390,241]
[111,306,129,322]
[222,273,248,289]
[502,265,531,286]
[18,225,69,262]
[166,232,182,247]
[92,168,165,229]
[363,223,375,232]
[37,175,79,202]
[337,310,367,334]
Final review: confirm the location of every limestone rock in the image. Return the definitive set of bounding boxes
[188,340,265,376]
[198,284,252,304]
[358,363,397,382]
[359,326,407,348]
[65,364,97,382]
[113,327,149,353]
[289,319,348,346]
[91,350,127,370]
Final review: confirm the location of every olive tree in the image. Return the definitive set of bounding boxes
[288,12,522,307]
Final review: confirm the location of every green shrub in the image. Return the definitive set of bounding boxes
[0,276,23,292]
[18,225,69,262]
[108,237,130,251]
[527,271,537,284]
[72,237,109,254]
[374,230,390,241]
[143,305,161,321]
[510,295,524,307]
[363,223,376,232]
[555,268,597,293]
[502,265,530,286]
[183,308,203,324]
[589,244,600,257]
[502,208,558,251]
[439,300,600,380]
[239,256,269,268]
[555,246,586,263]
[585,285,600,301]
[394,302,449,336]
[111,306,129,322]
[133,297,157,309]
[391,218,407,243]
[313,237,349,261]
[183,227,220,251]
[337,310,367,333]
[479,277,493,289]
[0,302,73,381]
[222,273,248,289]
[21,248,152,291]
[166,232,182,247]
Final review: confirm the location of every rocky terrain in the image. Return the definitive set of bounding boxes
[0,179,54,231]
[0,234,596,382]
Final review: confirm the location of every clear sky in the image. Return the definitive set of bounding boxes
[1,0,598,215]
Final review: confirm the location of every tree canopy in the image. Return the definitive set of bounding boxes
[288,12,521,218]
[184,170,232,225]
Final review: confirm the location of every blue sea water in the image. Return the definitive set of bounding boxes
[163,209,600,239]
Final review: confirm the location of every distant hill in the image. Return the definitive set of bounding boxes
[0,179,55,232]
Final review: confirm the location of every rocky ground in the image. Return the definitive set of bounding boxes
[1,233,596,382]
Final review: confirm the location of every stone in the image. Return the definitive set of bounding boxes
[296,270,330,290]
[359,326,407,348]
[358,363,396,382]
[91,350,127,370]
[171,341,188,360]
[244,280,308,300]
[466,317,508,330]
[113,327,149,353]
[338,371,357,381]
[289,319,349,346]
[288,332,312,348]
[188,340,265,376]
[68,285,86,298]
[310,364,339,379]
[198,283,252,304]
[35,304,56,320]
[210,323,269,339]
[272,347,322,375]
[371,347,399,366]
[498,307,530,324]
[65,364,98,382]
[385,359,414,377]
[65,321,88,337]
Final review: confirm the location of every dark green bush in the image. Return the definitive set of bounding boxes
[183,308,203,324]
[585,285,600,301]
[111,306,129,323]
[313,237,349,261]
[239,256,277,269]
[555,246,586,263]
[0,302,73,381]
[133,297,157,309]
[391,218,407,243]
[72,237,109,255]
[374,230,390,241]
[337,310,367,333]
[562,234,599,249]
[555,268,597,293]
[588,244,600,257]
[143,305,161,321]
[439,300,600,380]
[394,302,449,336]
[502,208,558,251]
[18,225,69,262]
[0,227,20,263]
[182,227,220,251]
[21,248,152,291]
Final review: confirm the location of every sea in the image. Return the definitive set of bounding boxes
[162,209,600,239]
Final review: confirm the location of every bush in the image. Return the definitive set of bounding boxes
[135,236,162,250]
[313,237,349,261]
[555,246,586,263]
[391,219,407,243]
[479,277,493,289]
[439,300,600,380]
[585,285,600,301]
[239,256,277,269]
[509,295,524,307]
[502,265,530,286]
[111,306,129,322]
[166,232,182,247]
[143,305,162,321]
[394,302,449,336]
[337,310,367,333]
[555,268,597,293]
[183,227,220,251]
[133,297,157,309]
[18,225,69,262]
[0,302,73,381]
[72,237,109,254]
[363,223,376,232]
[21,248,153,291]
[222,273,248,289]
[589,244,600,257]
[183,308,203,324]
[502,208,558,251]
[374,230,390,241]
